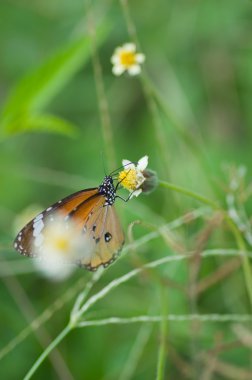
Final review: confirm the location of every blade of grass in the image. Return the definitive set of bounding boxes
[0,22,111,138]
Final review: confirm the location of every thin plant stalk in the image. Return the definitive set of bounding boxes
[76,313,252,327]
[119,0,170,177]
[85,0,116,171]
[159,180,219,209]
[156,286,168,380]
[120,0,139,45]
[24,324,72,380]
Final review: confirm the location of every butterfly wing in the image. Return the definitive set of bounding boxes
[14,188,99,257]
[14,188,124,271]
[77,204,125,270]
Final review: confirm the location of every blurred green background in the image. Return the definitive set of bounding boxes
[1,0,252,379]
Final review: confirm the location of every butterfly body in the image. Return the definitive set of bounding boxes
[98,175,116,205]
[14,175,125,271]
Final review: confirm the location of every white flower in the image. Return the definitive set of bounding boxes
[118,155,148,198]
[111,43,145,76]
[33,214,92,281]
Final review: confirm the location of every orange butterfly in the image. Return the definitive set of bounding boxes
[14,175,125,271]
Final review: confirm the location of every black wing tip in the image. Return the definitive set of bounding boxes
[13,232,23,254]
[13,231,36,258]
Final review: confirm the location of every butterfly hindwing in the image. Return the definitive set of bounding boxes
[78,204,125,270]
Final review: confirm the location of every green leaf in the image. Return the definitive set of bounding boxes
[5,114,78,137]
[1,22,110,137]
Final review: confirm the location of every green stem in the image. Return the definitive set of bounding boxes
[158,180,219,209]
[86,0,116,171]
[119,0,139,45]
[23,324,72,380]
[120,0,170,176]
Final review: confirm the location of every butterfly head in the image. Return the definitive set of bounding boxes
[98,175,116,206]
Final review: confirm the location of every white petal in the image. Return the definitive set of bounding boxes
[114,47,124,54]
[122,159,135,170]
[135,172,145,187]
[131,189,142,198]
[35,258,74,281]
[137,155,148,171]
[112,65,125,76]
[127,64,141,76]
[111,54,120,64]
[122,43,136,52]
[135,53,145,63]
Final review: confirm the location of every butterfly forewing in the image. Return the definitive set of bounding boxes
[14,188,99,257]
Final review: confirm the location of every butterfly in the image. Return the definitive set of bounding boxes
[13,174,125,271]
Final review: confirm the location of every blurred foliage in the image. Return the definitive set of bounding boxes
[1,0,252,379]
[1,23,110,138]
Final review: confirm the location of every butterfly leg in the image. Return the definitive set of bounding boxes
[116,193,133,202]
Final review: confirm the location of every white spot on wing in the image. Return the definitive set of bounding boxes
[34,213,43,222]
[33,219,44,237]
[46,207,52,212]
[34,234,44,247]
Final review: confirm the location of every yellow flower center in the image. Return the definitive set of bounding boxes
[120,51,136,67]
[118,169,138,191]
[44,229,71,257]
[53,237,70,253]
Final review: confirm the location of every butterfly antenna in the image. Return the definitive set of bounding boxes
[110,161,138,177]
